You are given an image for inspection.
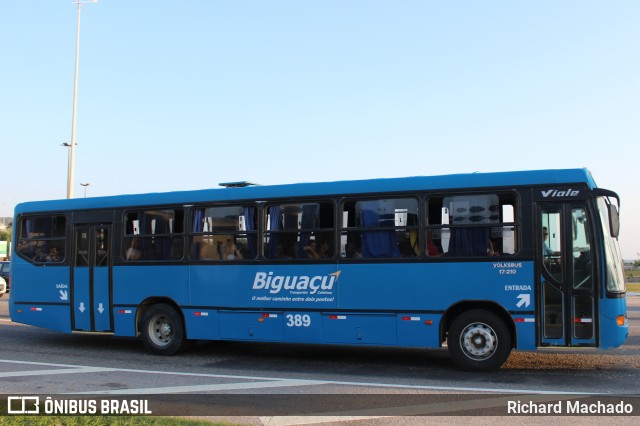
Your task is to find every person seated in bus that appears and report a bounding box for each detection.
[487,239,499,256]
[542,227,562,272]
[221,239,243,260]
[199,242,219,260]
[302,236,332,259]
[426,230,443,257]
[34,249,49,262]
[344,242,362,258]
[303,237,330,259]
[303,240,318,258]
[542,227,560,258]
[125,239,142,261]
[46,247,62,262]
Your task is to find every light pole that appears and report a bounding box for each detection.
[68,0,98,199]
[80,182,91,198]
[61,142,76,195]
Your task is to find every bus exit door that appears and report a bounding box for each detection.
[71,224,113,332]
[537,204,597,347]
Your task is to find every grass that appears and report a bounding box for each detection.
[626,268,640,277]
[0,417,241,426]
[626,268,640,292]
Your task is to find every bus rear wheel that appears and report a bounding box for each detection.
[140,304,185,355]
[447,309,511,372]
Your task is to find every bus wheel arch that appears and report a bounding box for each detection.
[442,302,515,372]
[137,298,188,355]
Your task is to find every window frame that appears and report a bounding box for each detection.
[16,214,68,264]
[122,208,186,262]
[339,196,420,259]
[188,203,259,262]
[425,191,520,258]
[262,199,336,261]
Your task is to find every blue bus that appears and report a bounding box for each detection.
[9,169,627,371]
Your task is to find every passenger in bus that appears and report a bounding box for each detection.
[303,237,330,259]
[47,247,62,262]
[542,227,559,257]
[126,239,142,261]
[303,240,322,258]
[543,227,561,259]
[426,230,442,257]
[34,249,49,262]
[542,227,561,271]
[221,239,243,260]
[199,242,219,260]
[487,239,499,256]
[345,242,362,258]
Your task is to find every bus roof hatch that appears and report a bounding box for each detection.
[218,181,260,188]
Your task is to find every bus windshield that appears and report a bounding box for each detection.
[597,197,625,293]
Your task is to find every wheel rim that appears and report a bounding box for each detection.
[148,314,173,347]
[459,322,497,360]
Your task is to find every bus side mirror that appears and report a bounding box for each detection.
[608,204,620,238]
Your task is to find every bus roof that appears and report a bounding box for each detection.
[15,168,598,214]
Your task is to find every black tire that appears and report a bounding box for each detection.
[140,303,186,355]
[447,309,511,372]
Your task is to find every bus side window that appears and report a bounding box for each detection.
[123,209,184,261]
[427,193,517,257]
[17,215,67,264]
[541,210,563,281]
[341,198,418,259]
[190,205,257,261]
[264,202,335,260]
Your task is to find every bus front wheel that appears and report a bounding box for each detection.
[447,309,511,372]
[140,303,185,355]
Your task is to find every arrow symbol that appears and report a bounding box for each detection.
[98,303,104,314]
[59,290,68,301]
[78,302,86,313]
[516,294,531,308]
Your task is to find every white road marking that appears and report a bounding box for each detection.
[75,379,329,395]
[0,358,592,395]
[0,366,116,378]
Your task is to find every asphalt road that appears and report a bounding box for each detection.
[1,294,638,424]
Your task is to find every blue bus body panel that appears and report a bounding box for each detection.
[110,266,189,337]
[93,268,111,332]
[183,308,220,340]
[187,262,533,312]
[513,317,537,350]
[599,296,628,349]
[9,258,72,333]
[13,304,71,333]
[333,263,534,311]
[104,261,534,347]
[219,310,286,341]
[110,261,534,347]
[111,266,190,306]
[284,312,323,343]
[189,264,340,309]
[73,267,92,331]
[112,307,138,337]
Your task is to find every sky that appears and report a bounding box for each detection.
[1,1,639,259]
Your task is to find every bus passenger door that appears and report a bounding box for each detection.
[538,205,596,347]
[72,225,113,332]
